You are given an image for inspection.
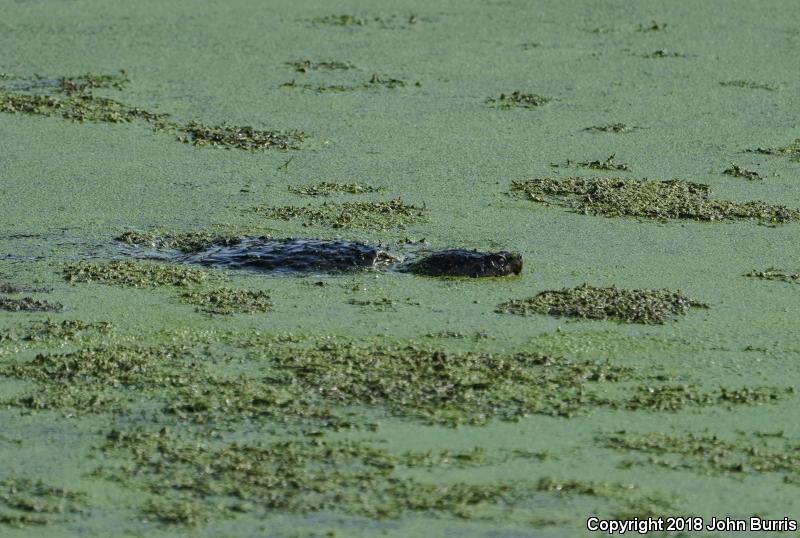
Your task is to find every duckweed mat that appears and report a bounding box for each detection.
[3,1,800,537]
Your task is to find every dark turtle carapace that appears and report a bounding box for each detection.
[410,250,522,277]
[182,238,398,274]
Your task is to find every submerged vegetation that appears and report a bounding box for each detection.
[510,177,800,223]
[63,260,212,288]
[496,285,707,324]
[252,199,428,229]
[487,91,552,109]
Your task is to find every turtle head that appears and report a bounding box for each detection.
[495,251,523,275]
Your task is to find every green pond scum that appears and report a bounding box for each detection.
[3,1,800,536]
[510,177,800,223]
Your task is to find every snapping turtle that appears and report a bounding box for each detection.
[409,250,522,277]
[182,238,398,274]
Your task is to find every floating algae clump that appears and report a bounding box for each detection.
[496,285,707,324]
[487,91,552,109]
[180,122,304,150]
[1,72,304,151]
[723,163,762,180]
[310,14,420,29]
[640,49,686,58]
[23,319,111,342]
[117,230,242,253]
[584,123,634,133]
[745,268,800,284]
[577,154,629,171]
[1,343,344,426]
[598,431,800,481]
[747,138,800,160]
[180,287,272,315]
[286,60,356,72]
[0,91,165,123]
[510,177,800,223]
[624,385,791,412]
[264,343,633,424]
[253,199,428,230]
[288,181,385,196]
[0,477,86,528]
[64,260,211,287]
[281,74,406,92]
[98,428,530,524]
[536,477,674,518]
[0,70,163,124]
[720,80,779,91]
[0,297,62,313]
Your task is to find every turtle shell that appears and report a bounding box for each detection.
[183,238,396,274]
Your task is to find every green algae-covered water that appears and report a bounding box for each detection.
[1,1,799,536]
